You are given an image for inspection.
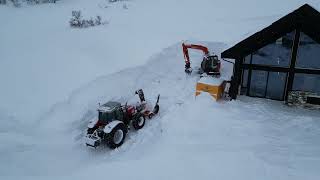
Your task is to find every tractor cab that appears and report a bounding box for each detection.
[97,101,123,123]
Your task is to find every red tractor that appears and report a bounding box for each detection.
[182,43,221,76]
[85,89,160,149]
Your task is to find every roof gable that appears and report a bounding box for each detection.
[221,4,320,59]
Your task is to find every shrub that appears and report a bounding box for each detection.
[69,10,105,28]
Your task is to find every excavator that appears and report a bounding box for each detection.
[182,43,221,76]
[182,43,226,100]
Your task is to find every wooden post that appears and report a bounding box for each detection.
[285,29,301,101]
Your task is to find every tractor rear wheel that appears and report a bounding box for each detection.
[105,123,127,149]
[132,115,145,130]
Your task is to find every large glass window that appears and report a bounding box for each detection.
[292,73,320,95]
[296,32,320,69]
[243,55,251,64]
[251,31,295,67]
[249,70,287,100]
[240,69,249,95]
[249,70,268,97]
[266,72,287,100]
[242,69,249,87]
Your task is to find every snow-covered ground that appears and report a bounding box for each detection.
[1,0,320,179]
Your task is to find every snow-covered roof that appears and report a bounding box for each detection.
[198,76,225,86]
[98,101,121,112]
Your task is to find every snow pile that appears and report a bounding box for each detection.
[198,76,226,86]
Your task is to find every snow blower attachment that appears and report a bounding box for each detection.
[182,43,226,100]
[85,89,160,149]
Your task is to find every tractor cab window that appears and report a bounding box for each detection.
[98,111,113,122]
[115,108,123,120]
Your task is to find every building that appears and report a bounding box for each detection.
[221,4,320,105]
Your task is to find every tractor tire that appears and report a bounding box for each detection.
[132,115,145,130]
[105,123,127,149]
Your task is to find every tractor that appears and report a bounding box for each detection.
[85,89,160,149]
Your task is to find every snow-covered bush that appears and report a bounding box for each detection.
[4,0,57,7]
[0,0,6,5]
[26,0,57,4]
[11,0,21,7]
[95,16,102,25]
[69,11,104,28]
[109,0,128,3]
[69,10,82,27]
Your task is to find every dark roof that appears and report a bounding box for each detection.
[221,4,320,59]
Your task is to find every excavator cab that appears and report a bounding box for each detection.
[201,55,221,76]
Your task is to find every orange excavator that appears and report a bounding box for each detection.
[182,43,226,100]
[182,43,221,76]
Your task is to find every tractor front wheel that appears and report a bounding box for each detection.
[132,115,145,130]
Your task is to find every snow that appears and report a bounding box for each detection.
[1,0,320,179]
[198,76,225,86]
[97,104,116,112]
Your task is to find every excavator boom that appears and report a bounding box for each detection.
[182,43,209,71]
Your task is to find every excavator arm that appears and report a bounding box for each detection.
[182,43,209,73]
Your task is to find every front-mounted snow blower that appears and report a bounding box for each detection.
[85,89,160,149]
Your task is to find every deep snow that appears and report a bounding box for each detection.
[1,0,320,179]
[1,42,320,180]
[1,0,320,122]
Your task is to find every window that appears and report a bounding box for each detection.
[248,70,287,100]
[266,72,287,100]
[251,31,295,67]
[240,69,249,95]
[115,108,123,120]
[242,69,249,87]
[243,55,251,64]
[249,70,268,97]
[292,73,320,95]
[296,32,320,69]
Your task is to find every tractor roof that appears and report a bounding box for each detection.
[98,101,121,112]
